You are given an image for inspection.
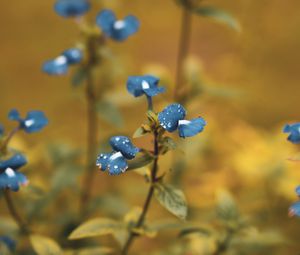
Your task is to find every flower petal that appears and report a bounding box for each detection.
[96,152,112,171]
[22,111,48,133]
[158,103,186,132]
[283,123,300,144]
[107,152,128,175]
[289,201,300,217]
[62,48,83,64]
[0,154,27,171]
[42,56,68,75]
[8,109,20,121]
[54,0,90,17]
[109,136,139,160]
[178,117,206,138]
[96,9,116,37]
[0,168,28,192]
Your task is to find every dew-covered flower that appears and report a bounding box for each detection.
[96,9,140,41]
[8,109,48,133]
[54,0,90,18]
[0,236,16,252]
[158,103,206,138]
[0,154,28,192]
[127,75,165,98]
[96,136,139,175]
[43,48,83,75]
[283,123,300,144]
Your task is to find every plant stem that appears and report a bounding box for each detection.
[146,96,153,111]
[0,126,20,153]
[213,228,234,255]
[121,129,159,255]
[4,189,29,234]
[80,66,98,216]
[174,5,192,102]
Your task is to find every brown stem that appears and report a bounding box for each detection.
[79,67,98,217]
[0,126,20,153]
[4,189,29,234]
[121,129,159,255]
[213,228,234,255]
[174,6,192,102]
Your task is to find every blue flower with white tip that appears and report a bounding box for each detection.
[8,109,48,134]
[96,136,139,175]
[283,123,300,144]
[289,201,300,217]
[127,75,165,98]
[43,48,83,76]
[54,0,90,18]
[158,103,206,138]
[96,9,140,41]
[0,154,28,192]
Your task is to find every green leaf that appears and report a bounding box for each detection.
[154,183,188,220]
[68,218,122,240]
[133,124,151,138]
[64,247,113,255]
[30,235,62,255]
[72,66,88,87]
[193,6,240,32]
[179,227,212,238]
[96,100,123,128]
[215,190,239,222]
[127,153,154,171]
[159,136,177,154]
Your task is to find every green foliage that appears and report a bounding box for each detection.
[133,124,152,138]
[154,183,188,220]
[192,6,241,31]
[64,247,113,255]
[96,100,123,128]
[72,66,88,87]
[127,152,154,171]
[30,235,62,255]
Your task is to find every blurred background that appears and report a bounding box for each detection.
[1,0,300,254]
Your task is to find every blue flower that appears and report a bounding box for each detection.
[283,123,300,144]
[0,124,4,136]
[43,48,83,76]
[289,201,300,217]
[158,103,206,138]
[96,136,139,175]
[54,0,90,18]
[96,9,140,41]
[42,56,69,75]
[127,75,165,98]
[296,185,300,196]
[0,236,16,252]
[0,154,28,192]
[8,109,48,134]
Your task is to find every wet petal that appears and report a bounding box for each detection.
[8,109,21,121]
[54,0,90,17]
[289,201,300,217]
[283,123,300,144]
[0,154,27,171]
[96,152,112,171]
[62,48,83,64]
[0,168,28,192]
[178,117,206,138]
[109,136,139,160]
[107,152,128,175]
[22,111,48,133]
[42,56,68,75]
[158,103,186,132]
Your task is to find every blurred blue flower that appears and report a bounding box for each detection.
[0,124,4,136]
[283,123,300,144]
[127,75,165,98]
[0,154,27,171]
[43,48,83,76]
[96,136,139,175]
[8,109,48,133]
[96,9,140,41]
[54,0,90,18]
[42,56,69,75]
[158,103,206,138]
[289,201,300,217]
[0,154,28,192]
[0,236,16,252]
[296,185,300,196]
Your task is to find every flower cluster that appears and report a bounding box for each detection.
[96,136,139,175]
[0,109,48,191]
[283,123,300,144]
[54,0,90,18]
[43,48,83,76]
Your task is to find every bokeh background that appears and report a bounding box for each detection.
[1,0,300,254]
